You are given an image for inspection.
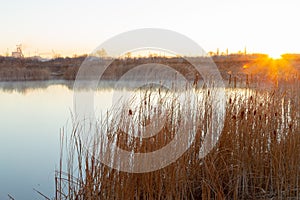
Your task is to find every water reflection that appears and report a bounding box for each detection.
[0,80,127,199]
[0,80,293,199]
[0,81,74,199]
[0,80,74,94]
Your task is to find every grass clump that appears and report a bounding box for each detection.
[56,80,300,200]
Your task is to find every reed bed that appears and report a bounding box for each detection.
[0,68,50,81]
[56,79,300,200]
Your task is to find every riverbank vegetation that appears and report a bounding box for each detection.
[1,54,299,82]
[55,77,300,199]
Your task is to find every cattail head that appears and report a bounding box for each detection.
[240,110,245,119]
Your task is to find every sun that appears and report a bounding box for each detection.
[268,52,282,60]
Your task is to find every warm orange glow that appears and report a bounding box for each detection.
[242,55,299,84]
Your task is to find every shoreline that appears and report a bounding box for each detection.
[0,54,299,82]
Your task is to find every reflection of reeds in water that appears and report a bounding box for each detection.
[56,80,300,200]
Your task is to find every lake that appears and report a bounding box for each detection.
[0,80,119,199]
[0,80,263,199]
[0,80,165,199]
[0,80,201,199]
[0,81,73,199]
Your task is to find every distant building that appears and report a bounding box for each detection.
[11,44,24,58]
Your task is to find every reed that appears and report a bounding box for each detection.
[56,79,300,200]
[0,68,50,81]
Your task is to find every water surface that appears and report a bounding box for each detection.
[0,80,249,199]
[0,81,78,199]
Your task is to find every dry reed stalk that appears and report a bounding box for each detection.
[55,78,300,199]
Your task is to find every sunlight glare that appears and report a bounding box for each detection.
[268,52,282,59]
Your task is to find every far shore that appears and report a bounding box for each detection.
[1,54,299,84]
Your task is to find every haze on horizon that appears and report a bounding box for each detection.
[1,0,300,58]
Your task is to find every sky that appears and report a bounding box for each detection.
[1,0,300,58]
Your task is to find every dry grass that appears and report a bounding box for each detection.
[56,79,300,200]
[0,68,50,81]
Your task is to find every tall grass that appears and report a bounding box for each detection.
[56,79,300,200]
[0,68,50,81]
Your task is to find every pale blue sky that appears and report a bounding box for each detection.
[1,0,300,57]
